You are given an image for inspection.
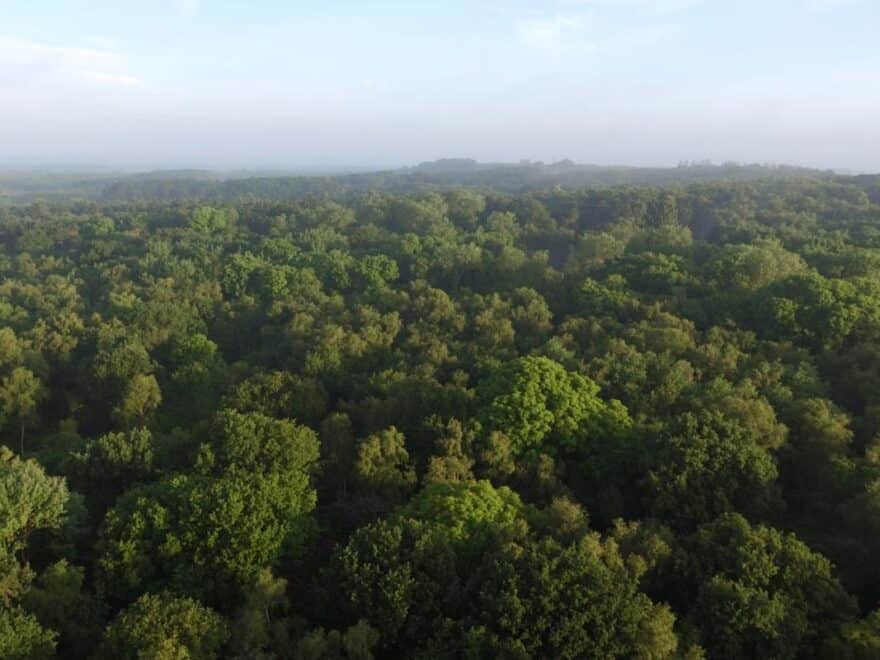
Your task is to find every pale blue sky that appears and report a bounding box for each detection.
[2,0,879,170]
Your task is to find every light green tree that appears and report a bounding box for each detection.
[95,592,228,660]
[113,374,162,429]
[0,367,45,455]
[478,356,631,455]
[353,427,416,502]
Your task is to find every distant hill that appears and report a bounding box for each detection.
[0,170,121,202]
[393,159,831,190]
[0,160,841,204]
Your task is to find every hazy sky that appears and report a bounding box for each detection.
[2,0,879,170]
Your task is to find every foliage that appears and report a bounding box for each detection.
[0,607,56,660]
[477,356,631,455]
[475,536,679,659]
[645,411,781,528]
[399,480,526,548]
[675,513,856,659]
[0,447,68,557]
[2,177,880,656]
[352,426,416,502]
[97,470,316,604]
[95,592,228,660]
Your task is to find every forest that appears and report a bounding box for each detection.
[0,160,831,204]
[4,174,880,658]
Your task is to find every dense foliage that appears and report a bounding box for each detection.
[3,175,880,657]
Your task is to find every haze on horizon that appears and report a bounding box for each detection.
[2,0,879,172]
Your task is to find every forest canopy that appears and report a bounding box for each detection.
[3,174,880,657]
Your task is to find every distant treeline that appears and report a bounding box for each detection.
[3,159,868,204]
[96,160,841,202]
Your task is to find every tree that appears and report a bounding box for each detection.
[399,480,526,551]
[607,252,693,295]
[423,417,475,485]
[645,411,780,528]
[228,569,291,658]
[333,517,460,649]
[822,610,880,659]
[353,254,399,291]
[0,367,45,454]
[164,333,226,425]
[0,447,70,624]
[684,378,788,450]
[779,397,857,519]
[5,170,880,658]
[113,374,161,428]
[188,205,237,234]
[386,195,450,235]
[0,447,69,559]
[475,536,679,658]
[352,427,416,502]
[70,428,156,517]
[320,412,357,499]
[477,356,631,456]
[97,470,317,605]
[0,328,23,370]
[477,430,516,483]
[22,560,102,659]
[226,370,328,426]
[295,621,380,660]
[90,330,155,423]
[752,272,879,351]
[95,592,229,660]
[205,408,320,478]
[704,240,808,296]
[0,607,56,660]
[444,190,486,229]
[648,192,679,228]
[675,513,856,659]
[332,479,530,652]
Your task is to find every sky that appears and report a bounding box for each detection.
[1,0,879,171]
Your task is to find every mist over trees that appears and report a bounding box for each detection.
[0,159,840,204]
[3,172,880,657]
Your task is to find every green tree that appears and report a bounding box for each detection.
[113,374,162,428]
[477,356,631,455]
[352,427,416,502]
[225,370,328,426]
[444,190,486,229]
[476,536,679,659]
[332,479,531,652]
[71,428,155,516]
[822,610,880,660]
[0,607,56,660]
[753,272,879,350]
[295,621,380,660]
[780,397,857,519]
[205,408,320,478]
[704,240,808,295]
[97,470,317,604]
[22,560,102,659]
[333,517,459,648]
[676,513,856,659]
[423,419,476,485]
[0,367,45,454]
[95,592,229,660]
[0,446,69,560]
[229,569,291,658]
[320,412,357,499]
[645,411,780,528]
[399,480,526,551]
